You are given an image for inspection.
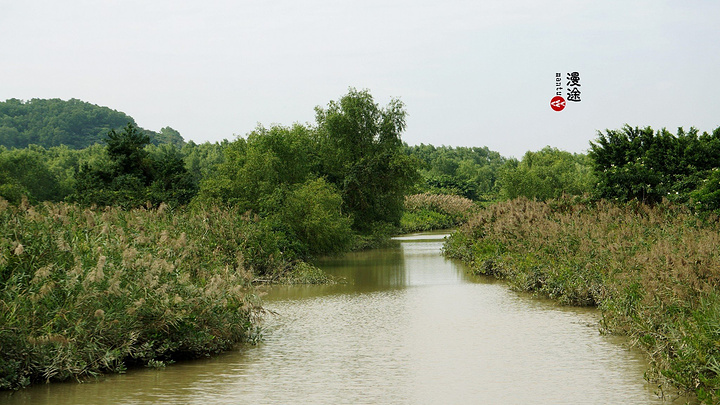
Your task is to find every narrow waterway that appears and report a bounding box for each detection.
[3,232,691,404]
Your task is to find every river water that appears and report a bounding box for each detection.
[2,232,692,404]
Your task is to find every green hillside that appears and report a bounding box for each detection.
[0,98,183,149]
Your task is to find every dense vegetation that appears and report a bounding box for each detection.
[497,147,595,201]
[1,90,417,237]
[0,201,265,389]
[4,89,720,401]
[0,88,421,389]
[71,124,197,209]
[444,198,720,402]
[400,193,477,233]
[406,144,506,201]
[0,98,184,149]
[404,144,595,204]
[443,124,720,403]
[590,125,720,207]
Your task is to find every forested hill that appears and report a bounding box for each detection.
[0,98,184,149]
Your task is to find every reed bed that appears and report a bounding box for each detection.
[0,199,266,389]
[401,193,477,232]
[444,197,720,402]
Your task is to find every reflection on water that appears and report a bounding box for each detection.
[2,232,695,404]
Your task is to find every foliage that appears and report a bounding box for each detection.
[147,144,199,207]
[497,146,595,201]
[0,139,222,207]
[0,98,183,149]
[178,140,226,187]
[196,124,351,258]
[71,124,196,208]
[271,178,353,257]
[0,200,264,390]
[106,123,152,180]
[690,169,720,211]
[278,261,336,285]
[405,144,506,201]
[198,88,418,252]
[444,197,720,402]
[315,88,419,231]
[588,125,720,205]
[0,146,69,204]
[3,91,420,240]
[197,124,316,212]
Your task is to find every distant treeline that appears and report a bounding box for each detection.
[3,98,720,217]
[0,98,183,149]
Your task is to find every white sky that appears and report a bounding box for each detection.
[2,0,719,158]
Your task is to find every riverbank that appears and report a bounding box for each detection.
[1,228,679,404]
[0,201,272,390]
[443,197,720,403]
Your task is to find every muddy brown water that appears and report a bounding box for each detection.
[2,232,695,404]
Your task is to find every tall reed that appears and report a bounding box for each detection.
[444,197,720,402]
[0,199,265,389]
[401,193,477,232]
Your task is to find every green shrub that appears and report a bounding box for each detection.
[273,178,353,256]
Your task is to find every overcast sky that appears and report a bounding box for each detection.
[2,0,719,158]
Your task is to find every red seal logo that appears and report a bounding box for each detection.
[550,96,566,111]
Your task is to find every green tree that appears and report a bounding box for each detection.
[588,125,720,204]
[314,88,418,231]
[71,123,196,208]
[196,123,352,257]
[498,147,594,201]
[272,178,353,256]
[405,143,506,201]
[197,124,316,213]
[106,123,152,180]
[151,126,184,147]
[147,144,197,207]
[180,140,227,187]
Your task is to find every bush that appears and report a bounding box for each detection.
[273,178,353,257]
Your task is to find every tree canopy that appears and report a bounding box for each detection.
[405,144,507,200]
[498,147,595,201]
[314,88,418,231]
[588,125,720,205]
[72,123,195,208]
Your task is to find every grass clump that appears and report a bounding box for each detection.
[400,193,477,232]
[0,199,266,390]
[443,196,720,402]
